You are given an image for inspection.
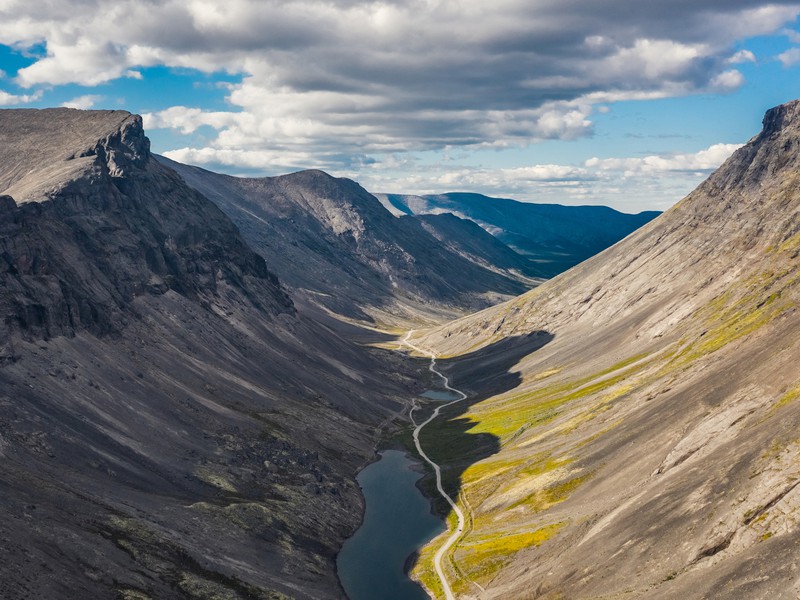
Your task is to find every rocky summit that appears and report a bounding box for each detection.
[407,100,800,598]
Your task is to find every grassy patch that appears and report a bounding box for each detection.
[510,472,594,513]
[774,381,800,411]
[664,270,796,373]
[456,522,565,585]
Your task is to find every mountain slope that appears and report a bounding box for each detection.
[377,192,660,277]
[0,109,410,600]
[161,159,539,324]
[406,101,800,598]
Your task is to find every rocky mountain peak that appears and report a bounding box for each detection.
[0,108,291,345]
[0,108,150,203]
[761,98,800,138]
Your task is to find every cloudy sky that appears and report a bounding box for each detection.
[1,0,800,212]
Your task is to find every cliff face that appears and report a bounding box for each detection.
[0,109,409,600]
[0,109,290,349]
[409,101,800,598]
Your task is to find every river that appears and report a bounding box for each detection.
[337,449,445,600]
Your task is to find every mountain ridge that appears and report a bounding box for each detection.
[406,99,800,599]
[376,191,660,277]
[161,157,542,324]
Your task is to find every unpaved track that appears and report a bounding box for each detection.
[404,331,476,600]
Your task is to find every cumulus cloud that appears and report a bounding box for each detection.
[0,0,796,173]
[585,143,742,175]
[354,143,742,213]
[778,47,800,65]
[708,69,746,91]
[0,89,41,106]
[61,94,103,109]
[727,49,757,64]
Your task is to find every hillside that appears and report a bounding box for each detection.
[377,192,659,277]
[162,160,541,324]
[406,101,800,598]
[0,108,412,600]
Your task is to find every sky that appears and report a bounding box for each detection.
[1,1,800,212]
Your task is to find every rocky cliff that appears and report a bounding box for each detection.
[0,109,290,349]
[0,109,410,600]
[408,101,800,598]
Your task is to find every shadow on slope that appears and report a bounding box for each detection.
[407,331,554,568]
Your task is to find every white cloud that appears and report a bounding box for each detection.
[727,49,756,64]
[143,106,241,134]
[585,143,742,175]
[596,39,704,80]
[709,69,745,91]
[61,94,103,109]
[778,47,800,66]
[0,0,795,179]
[783,27,800,43]
[0,89,42,106]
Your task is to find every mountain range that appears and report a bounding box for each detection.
[376,192,659,277]
[0,109,411,599]
[1,99,796,600]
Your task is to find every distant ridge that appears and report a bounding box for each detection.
[376,191,660,277]
[162,159,545,323]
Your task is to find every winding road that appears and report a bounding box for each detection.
[403,330,476,600]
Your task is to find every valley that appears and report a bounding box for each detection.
[0,99,797,600]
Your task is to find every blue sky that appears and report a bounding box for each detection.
[1,1,800,212]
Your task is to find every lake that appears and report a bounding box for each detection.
[337,450,444,600]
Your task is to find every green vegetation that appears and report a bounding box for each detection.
[774,381,800,410]
[456,523,565,586]
[511,472,594,513]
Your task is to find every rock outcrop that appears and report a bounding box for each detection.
[0,109,290,346]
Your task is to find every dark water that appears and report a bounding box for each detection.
[337,450,444,600]
[420,389,461,401]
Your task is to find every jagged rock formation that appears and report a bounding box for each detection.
[0,109,289,348]
[376,191,659,277]
[408,101,800,598]
[162,159,541,324]
[0,108,411,600]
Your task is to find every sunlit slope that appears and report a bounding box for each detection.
[409,100,800,599]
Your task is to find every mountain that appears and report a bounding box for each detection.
[406,101,800,598]
[0,108,414,600]
[161,160,542,325]
[376,192,660,277]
